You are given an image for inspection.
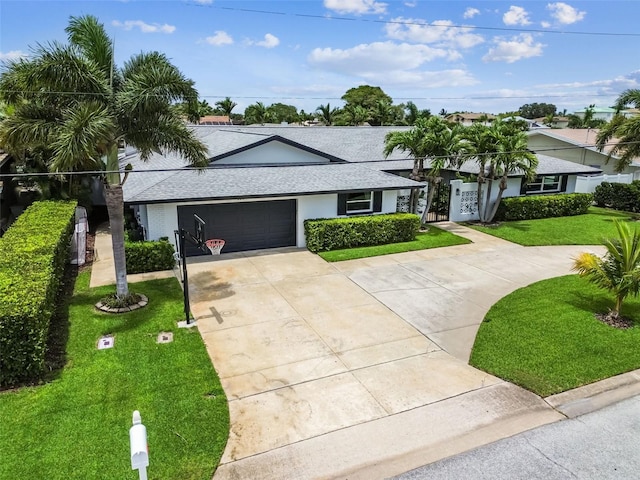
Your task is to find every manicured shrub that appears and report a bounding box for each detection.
[495,193,593,221]
[304,213,420,253]
[0,200,76,387]
[594,181,640,212]
[125,239,176,274]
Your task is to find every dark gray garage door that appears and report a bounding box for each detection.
[177,200,296,256]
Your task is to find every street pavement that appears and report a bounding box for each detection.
[393,394,640,480]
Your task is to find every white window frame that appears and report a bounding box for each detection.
[526,175,562,194]
[346,191,374,214]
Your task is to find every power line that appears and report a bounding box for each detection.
[188,2,640,38]
[2,140,637,178]
[0,89,622,102]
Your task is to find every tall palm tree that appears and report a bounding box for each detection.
[315,103,339,126]
[573,220,640,318]
[484,129,537,222]
[215,96,237,117]
[372,99,393,126]
[0,15,208,299]
[597,89,640,172]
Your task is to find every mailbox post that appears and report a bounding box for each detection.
[129,410,149,480]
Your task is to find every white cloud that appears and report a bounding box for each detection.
[309,41,453,74]
[254,33,280,48]
[0,50,27,61]
[404,1,417,7]
[541,21,551,28]
[482,34,544,63]
[547,2,586,24]
[111,20,175,34]
[193,0,212,3]
[463,7,480,19]
[385,17,484,49]
[323,0,387,15]
[205,31,233,46]
[537,71,640,91]
[307,41,477,88]
[503,6,531,26]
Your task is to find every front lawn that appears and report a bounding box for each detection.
[0,272,229,480]
[470,275,640,397]
[318,225,471,262]
[468,207,637,245]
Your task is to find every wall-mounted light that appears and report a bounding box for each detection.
[455,188,460,196]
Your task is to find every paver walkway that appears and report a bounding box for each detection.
[180,223,605,479]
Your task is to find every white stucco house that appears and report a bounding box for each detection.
[527,128,640,176]
[122,126,605,254]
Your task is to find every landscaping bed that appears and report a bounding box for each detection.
[318,225,471,262]
[470,275,640,397]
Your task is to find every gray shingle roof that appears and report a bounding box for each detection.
[124,163,423,204]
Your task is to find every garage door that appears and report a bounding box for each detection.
[177,200,297,256]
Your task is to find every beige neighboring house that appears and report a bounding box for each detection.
[445,112,496,126]
[198,115,233,125]
[527,128,640,176]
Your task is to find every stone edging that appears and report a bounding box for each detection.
[95,294,148,314]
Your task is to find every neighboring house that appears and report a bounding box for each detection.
[532,116,570,128]
[573,106,617,122]
[198,115,233,125]
[445,112,496,126]
[123,126,423,255]
[622,108,640,118]
[527,128,640,176]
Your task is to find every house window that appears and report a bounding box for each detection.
[346,192,373,213]
[526,175,562,194]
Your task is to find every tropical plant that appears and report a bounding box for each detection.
[266,102,299,124]
[0,15,208,299]
[573,220,640,318]
[596,89,640,172]
[244,101,270,125]
[342,104,369,126]
[371,99,393,126]
[465,122,537,223]
[384,116,466,221]
[315,103,340,126]
[215,96,237,117]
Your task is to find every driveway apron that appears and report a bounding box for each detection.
[187,225,604,479]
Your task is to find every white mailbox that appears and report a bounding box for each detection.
[129,410,149,479]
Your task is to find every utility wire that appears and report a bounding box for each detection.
[188,2,640,38]
[1,140,637,178]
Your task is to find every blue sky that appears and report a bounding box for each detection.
[2,1,639,116]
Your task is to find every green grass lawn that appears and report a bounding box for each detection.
[0,272,229,480]
[318,225,471,262]
[470,275,640,397]
[468,207,638,245]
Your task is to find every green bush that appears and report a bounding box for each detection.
[304,213,420,253]
[0,200,76,387]
[125,239,176,274]
[495,193,593,221]
[594,181,640,212]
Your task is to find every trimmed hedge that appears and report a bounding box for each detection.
[125,239,176,274]
[0,200,77,387]
[304,213,420,253]
[495,193,593,221]
[594,181,640,212]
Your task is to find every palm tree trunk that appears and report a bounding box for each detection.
[614,295,623,317]
[104,183,129,298]
[421,179,438,223]
[486,175,508,223]
[476,178,485,223]
[484,179,494,223]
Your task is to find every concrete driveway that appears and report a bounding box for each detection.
[186,223,604,479]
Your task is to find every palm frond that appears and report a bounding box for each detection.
[66,15,116,83]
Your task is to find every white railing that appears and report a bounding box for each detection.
[574,173,634,194]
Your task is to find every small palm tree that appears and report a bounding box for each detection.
[244,101,269,125]
[597,89,640,172]
[315,103,339,126]
[573,220,640,318]
[215,96,237,117]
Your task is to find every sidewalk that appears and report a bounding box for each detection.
[89,223,175,288]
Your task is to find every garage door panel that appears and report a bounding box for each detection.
[178,200,296,256]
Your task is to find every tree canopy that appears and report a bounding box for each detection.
[518,102,557,119]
